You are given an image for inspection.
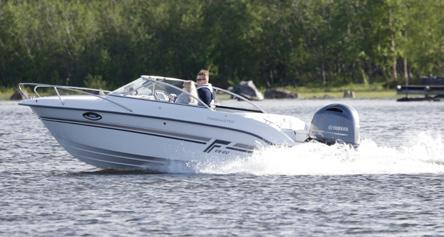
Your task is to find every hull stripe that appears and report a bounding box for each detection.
[41,117,208,144]
[25,104,274,145]
[226,147,253,154]
[64,142,168,165]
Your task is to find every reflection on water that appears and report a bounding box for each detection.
[67,169,167,176]
[1,100,444,236]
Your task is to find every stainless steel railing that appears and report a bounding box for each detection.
[18,83,133,112]
[18,75,266,114]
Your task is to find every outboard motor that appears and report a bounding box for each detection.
[308,104,360,147]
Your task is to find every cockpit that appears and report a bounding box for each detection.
[110,75,265,113]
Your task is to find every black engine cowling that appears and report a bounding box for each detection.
[308,104,360,146]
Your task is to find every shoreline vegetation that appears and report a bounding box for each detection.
[0,84,396,101]
[1,1,443,92]
[0,88,15,101]
[285,83,396,99]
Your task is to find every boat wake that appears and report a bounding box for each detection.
[192,131,444,176]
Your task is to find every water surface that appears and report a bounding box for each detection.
[1,100,444,236]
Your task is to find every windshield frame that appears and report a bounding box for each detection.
[109,75,266,113]
[110,76,210,109]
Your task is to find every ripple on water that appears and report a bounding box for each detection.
[1,100,444,236]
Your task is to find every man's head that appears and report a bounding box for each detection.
[196,69,209,85]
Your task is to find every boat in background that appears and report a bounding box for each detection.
[18,75,360,172]
[397,76,444,101]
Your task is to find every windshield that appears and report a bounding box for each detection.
[110,76,265,113]
[110,77,207,107]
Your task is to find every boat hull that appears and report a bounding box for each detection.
[32,106,275,171]
[19,93,308,171]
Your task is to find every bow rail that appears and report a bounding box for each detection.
[18,83,132,112]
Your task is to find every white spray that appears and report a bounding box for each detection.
[194,131,444,176]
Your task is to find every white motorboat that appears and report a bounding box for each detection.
[18,75,360,172]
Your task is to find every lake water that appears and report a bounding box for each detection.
[1,100,444,236]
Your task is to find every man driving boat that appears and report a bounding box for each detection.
[195,69,215,107]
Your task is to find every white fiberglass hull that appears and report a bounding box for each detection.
[22,95,308,171]
[42,118,202,171]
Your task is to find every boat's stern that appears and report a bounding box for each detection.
[243,112,310,144]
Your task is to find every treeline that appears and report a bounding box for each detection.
[0,0,443,89]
